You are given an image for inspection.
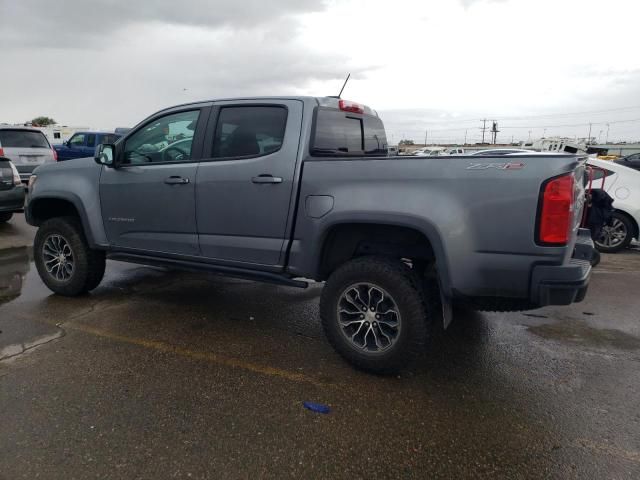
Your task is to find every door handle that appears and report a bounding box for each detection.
[164,176,190,185]
[252,174,283,184]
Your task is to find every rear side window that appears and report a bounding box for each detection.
[212,106,287,158]
[0,130,50,149]
[311,109,387,156]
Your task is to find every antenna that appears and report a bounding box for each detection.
[338,73,351,98]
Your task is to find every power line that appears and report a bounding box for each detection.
[499,117,640,129]
[394,105,640,126]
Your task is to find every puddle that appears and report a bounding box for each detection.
[0,247,31,307]
[528,319,640,350]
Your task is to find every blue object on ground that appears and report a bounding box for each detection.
[303,401,331,414]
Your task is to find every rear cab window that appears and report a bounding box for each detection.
[311,107,388,157]
[0,129,51,149]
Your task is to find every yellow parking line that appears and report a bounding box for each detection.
[66,323,331,388]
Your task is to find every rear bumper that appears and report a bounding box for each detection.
[530,228,594,307]
[0,185,26,213]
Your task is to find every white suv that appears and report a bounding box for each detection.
[0,126,57,184]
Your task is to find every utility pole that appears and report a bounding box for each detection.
[424,129,428,146]
[480,119,488,144]
[605,123,610,144]
[491,121,499,144]
[464,129,468,145]
[587,123,592,144]
[528,130,532,143]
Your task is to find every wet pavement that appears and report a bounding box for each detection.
[1,218,639,479]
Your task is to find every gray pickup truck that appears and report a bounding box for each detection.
[25,96,594,373]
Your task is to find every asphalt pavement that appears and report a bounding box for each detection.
[1,214,639,479]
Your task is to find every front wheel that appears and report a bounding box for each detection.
[595,212,634,253]
[320,257,432,374]
[34,216,106,296]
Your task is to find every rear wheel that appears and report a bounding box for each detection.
[595,212,634,253]
[320,257,432,374]
[34,216,106,296]
[0,212,12,223]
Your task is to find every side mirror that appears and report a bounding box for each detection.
[94,143,115,166]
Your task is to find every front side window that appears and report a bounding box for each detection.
[212,106,287,158]
[124,110,200,164]
[69,134,86,147]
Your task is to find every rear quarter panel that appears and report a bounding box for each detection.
[289,154,586,299]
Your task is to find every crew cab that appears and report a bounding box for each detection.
[55,131,121,161]
[25,96,594,374]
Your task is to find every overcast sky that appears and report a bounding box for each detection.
[1,0,638,144]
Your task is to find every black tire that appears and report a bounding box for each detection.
[0,212,12,223]
[34,216,106,296]
[320,256,432,374]
[595,212,634,253]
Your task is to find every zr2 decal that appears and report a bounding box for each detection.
[467,162,525,170]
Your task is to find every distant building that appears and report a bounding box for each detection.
[32,125,91,145]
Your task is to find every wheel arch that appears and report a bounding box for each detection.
[27,194,97,247]
[316,219,452,297]
[615,208,639,239]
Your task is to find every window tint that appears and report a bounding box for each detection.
[124,110,200,164]
[101,134,119,144]
[212,106,287,158]
[312,109,387,156]
[86,134,96,148]
[69,134,85,147]
[0,130,50,149]
[363,115,388,155]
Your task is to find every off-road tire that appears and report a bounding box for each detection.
[0,212,13,223]
[34,216,106,296]
[320,256,432,374]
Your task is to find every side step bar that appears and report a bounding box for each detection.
[107,252,309,289]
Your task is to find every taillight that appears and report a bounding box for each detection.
[538,174,575,245]
[52,148,58,161]
[0,147,5,157]
[339,99,364,114]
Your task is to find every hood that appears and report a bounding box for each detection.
[33,156,97,175]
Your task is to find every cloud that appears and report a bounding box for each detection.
[0,0,325,47]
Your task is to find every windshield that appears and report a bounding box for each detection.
[0,130,50,149]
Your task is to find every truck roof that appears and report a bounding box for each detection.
[155,96,378,117]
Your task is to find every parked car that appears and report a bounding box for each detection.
[0,157,26,223]
[0,126,57,184]
[587,158,640,252]
[387,146,399,156]
[445,147,465,155]
[54,131,122,161]
[412,147,446,156]
[26,96,594,374]
[614,153,640,171]
[470,148,534,156]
